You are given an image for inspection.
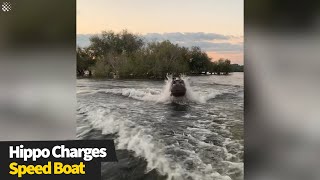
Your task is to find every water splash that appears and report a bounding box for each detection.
[79,106,232,180]
[181,75,220,103]
[80,75,222,104]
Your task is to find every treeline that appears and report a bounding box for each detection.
[77,30,242,79]
[207,60,244,75]
[231,64,244,72]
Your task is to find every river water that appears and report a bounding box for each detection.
[77,73,243,180]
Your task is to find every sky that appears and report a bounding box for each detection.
[77,0,243,64]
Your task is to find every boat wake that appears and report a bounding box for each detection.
[77,106,235,180]
[78,76,224,104]
[77,73,244,180]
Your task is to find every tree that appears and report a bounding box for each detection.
[76,47,95,76]
[208,61,218,75]
[209,58,233,75]
[216,59,224,75]
[88,30,144,58]
[231,64,244,72]
[189,47,211,74]
[222,59,231,75]
[90,58,111,78]
[145,41,189,78]
[77,29,236,78]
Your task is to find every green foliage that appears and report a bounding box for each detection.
[90,58,111,78]
[88,30,144,58]
[222,59,232,75]
[231,64,244,72]
[77,30,240,78]
[145,41,190,78]
[208,61,218,74]
[189,47,211,74]
[208,58,233,75]
[76,47,95,76]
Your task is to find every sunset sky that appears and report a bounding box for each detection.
[77,0,243,64]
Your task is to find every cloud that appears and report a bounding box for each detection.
[144,32,230,42]
[174,41,242,52]
[76,32,243,52]
[143,32,242,52]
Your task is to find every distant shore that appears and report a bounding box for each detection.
[77,30,243,79]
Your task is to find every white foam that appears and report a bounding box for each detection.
[181,76,221,103]
[182,114,198,118]
[79,75,224,104]
[82,106,232,180]
[77,88,98,95]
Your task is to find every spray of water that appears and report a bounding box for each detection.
[86,75,220,104]
[155,75,173,103]
[79,107,232,180]
[180,75,215,103]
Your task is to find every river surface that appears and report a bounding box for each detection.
[77,73,243,180]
